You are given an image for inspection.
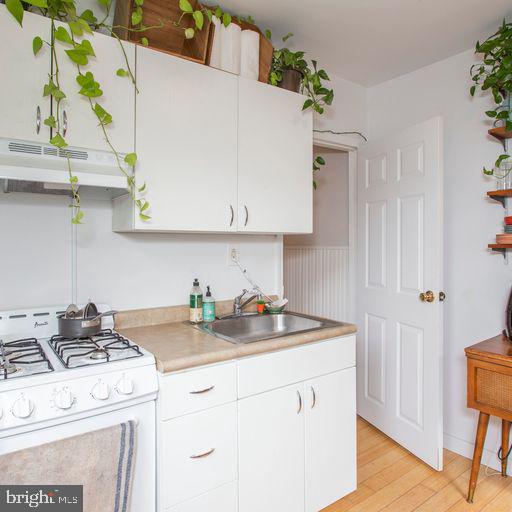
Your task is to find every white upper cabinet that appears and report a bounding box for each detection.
[238,77,313,233]
[0,7,52,142]
[124,45,238,232]
[55,24,135,153]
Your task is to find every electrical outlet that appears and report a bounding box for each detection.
[227,245,239,266]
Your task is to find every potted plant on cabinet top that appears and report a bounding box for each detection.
[269,33,334,115]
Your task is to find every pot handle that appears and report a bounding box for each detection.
[93,310,118,320]
[81,310,118,328]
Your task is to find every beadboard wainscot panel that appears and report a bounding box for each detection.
[284,246,349,321]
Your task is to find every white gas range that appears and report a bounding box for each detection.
[0,304,158,511]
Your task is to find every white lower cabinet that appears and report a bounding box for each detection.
[160,402,237,509]
[166,481,238,512]
[305,369,357,512]
[157,335,356,512]
[238,383,306,512]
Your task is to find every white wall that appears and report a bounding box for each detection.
[367,48,511,471]
[286,147,349,247]
[313,73,367,142]
[0,193,282,311]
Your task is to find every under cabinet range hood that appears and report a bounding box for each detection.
[0,137,130,190]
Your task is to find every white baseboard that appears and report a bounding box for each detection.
[443,432,508,475]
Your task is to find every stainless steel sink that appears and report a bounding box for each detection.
[196,312,343,344]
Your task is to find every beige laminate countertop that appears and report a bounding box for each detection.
[118,319,357,373]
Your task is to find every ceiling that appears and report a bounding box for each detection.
[217,0,512,86]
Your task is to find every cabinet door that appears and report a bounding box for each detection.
[238,383,305,512]
[305,368,356,512]
[166,481,238,512]
[161,402,237,508]
[0,7,51,142]
[55,25,135,153]
[238,78,313,233]
[133,47,238,231]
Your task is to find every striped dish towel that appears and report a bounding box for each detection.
[0,420,137,512]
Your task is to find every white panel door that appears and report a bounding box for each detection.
[357,117,443,470]
[0,7,52,142]
[238,383,305,512]
[238,78,312,233]
[305,368,356,512]
[55,25,135,153]
[134,47,238,231]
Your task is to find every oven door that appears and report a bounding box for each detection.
[0,400,155,512]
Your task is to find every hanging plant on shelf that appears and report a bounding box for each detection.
[4,0,155,223]
[470,19,512,179]
[269,33,334,115]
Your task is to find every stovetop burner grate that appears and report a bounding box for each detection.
[0,338,54,379]
[49,329,143,368]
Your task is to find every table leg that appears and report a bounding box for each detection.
[467,412,490,503]
[502,420,511,477]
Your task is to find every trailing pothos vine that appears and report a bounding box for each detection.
[5,0,154,223]
[471,19,512,178]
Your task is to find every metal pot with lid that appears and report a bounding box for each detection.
[58,302,117,338]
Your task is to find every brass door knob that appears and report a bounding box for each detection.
[419,290,435,303]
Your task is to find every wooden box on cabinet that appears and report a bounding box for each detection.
[113,0,212,64]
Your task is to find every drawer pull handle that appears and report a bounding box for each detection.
[229,205,234,227]
[189,385,215,395]
[297,390,302,414]
[190,447,215,459]
[244,205,249,227]
[311,386,316,409]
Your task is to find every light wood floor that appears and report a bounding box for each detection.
[324,417,512,512]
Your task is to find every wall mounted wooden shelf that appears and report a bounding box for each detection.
[489,243,512,258]
[489,127,512,143]
[488,189,512,206]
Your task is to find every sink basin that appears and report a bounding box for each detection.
[197,312,343,344]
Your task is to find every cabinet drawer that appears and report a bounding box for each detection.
[166,481,238,512]
[161,402,238,507]
[160,362,237,419]
[238,336,356,398]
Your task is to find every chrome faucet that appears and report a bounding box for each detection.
[233,289,259,316]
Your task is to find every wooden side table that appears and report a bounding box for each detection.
[465,334,512,503]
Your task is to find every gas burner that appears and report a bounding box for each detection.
[0,338,53,380]
[0,361,18,375]
[49,329,143,369]
[90,349,109,360]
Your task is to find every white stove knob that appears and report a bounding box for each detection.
[115,374,134,396]
[11,394,34,419]
[52,387,75,410]
[91,380,110,401]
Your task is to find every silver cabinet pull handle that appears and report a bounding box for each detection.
[311,386,316,409]
[229,205,234,227]
[189,385,215,395]
[297,390,302,414]
[63,110,68,137]
[190,447,215,459]
[36,105,41,134]
[244,205,249,227]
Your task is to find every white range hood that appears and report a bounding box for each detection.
[0,137,130,190]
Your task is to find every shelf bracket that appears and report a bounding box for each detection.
[489,194,507,207]
[490,246,510,264]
